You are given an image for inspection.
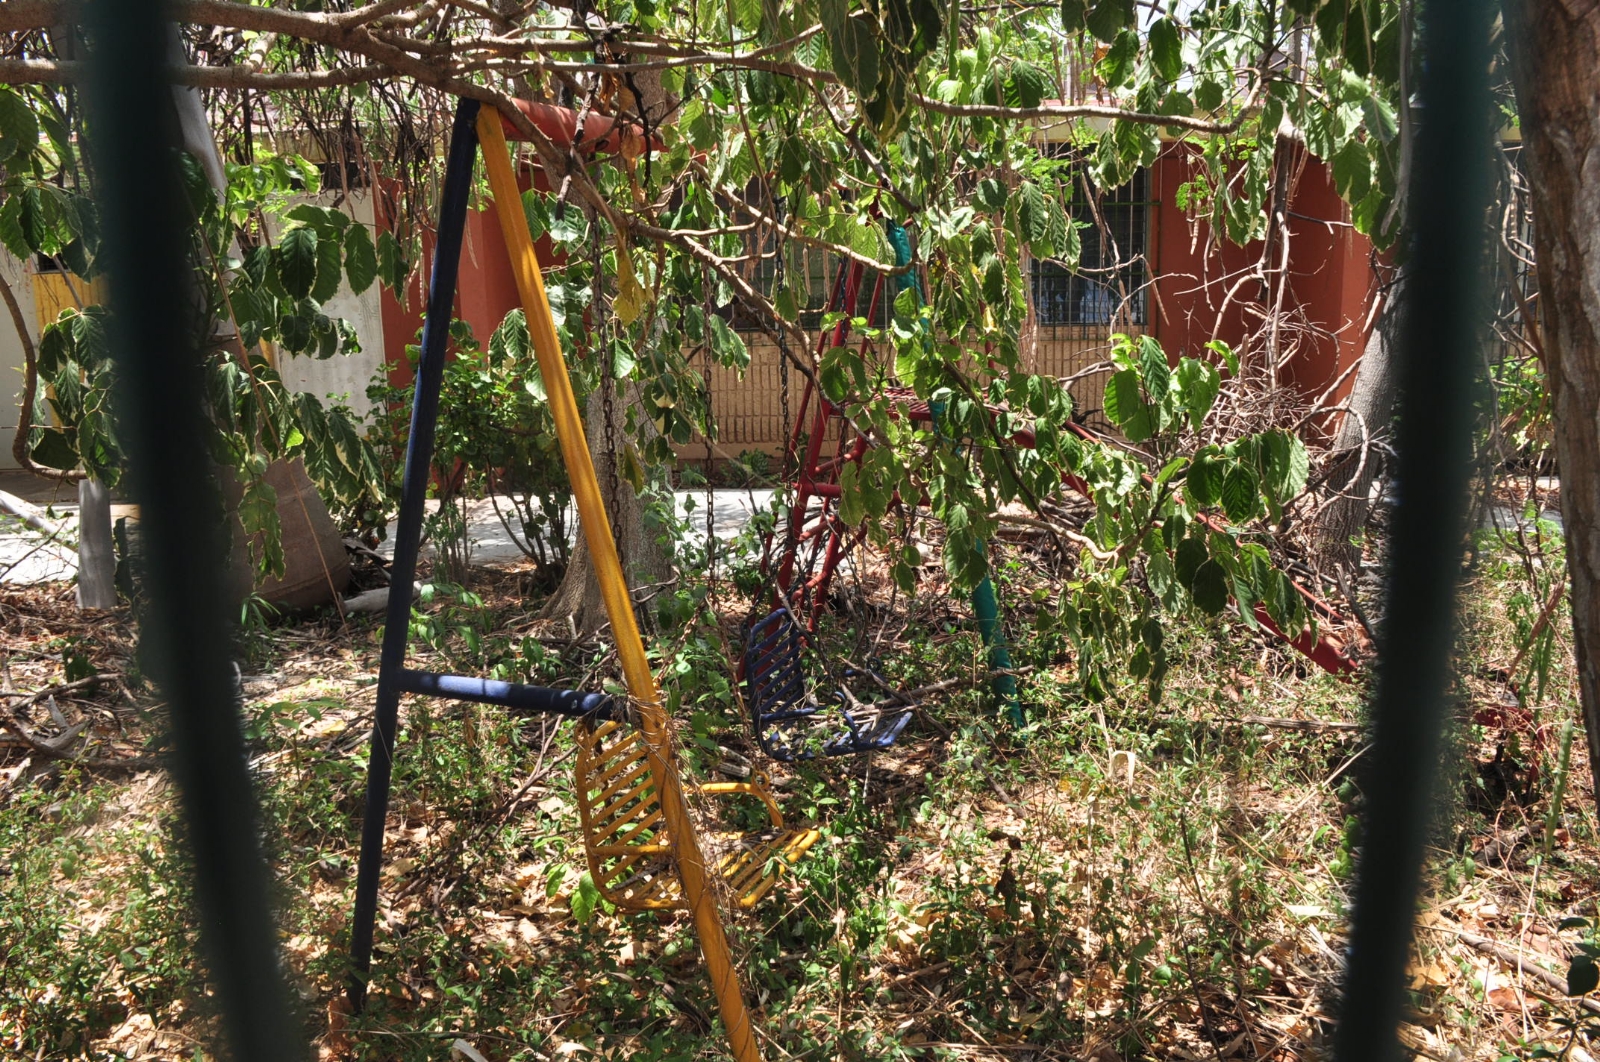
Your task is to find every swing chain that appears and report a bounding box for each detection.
[592,220,627,580]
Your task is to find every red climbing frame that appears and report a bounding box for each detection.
[766,264,1365,677]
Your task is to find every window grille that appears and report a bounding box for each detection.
[1030,167,1150,332]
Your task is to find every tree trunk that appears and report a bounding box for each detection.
[1317,277,1402,570]
[76,476,116,607]
[1503,0,1600,816]
[541,380,671,633]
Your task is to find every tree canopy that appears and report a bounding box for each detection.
[0,0,1423,694]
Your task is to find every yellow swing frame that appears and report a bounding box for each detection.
[476,109,816,1062]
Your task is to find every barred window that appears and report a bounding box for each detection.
[728,240,892,332]
[1030,168,1150,330]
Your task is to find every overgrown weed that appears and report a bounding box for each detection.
[2,524,1595,1059]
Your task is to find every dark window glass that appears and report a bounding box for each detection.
[1031,167,1150,330]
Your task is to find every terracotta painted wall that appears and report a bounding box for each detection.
[374,145,1376,436]
[1147,147,1259,357]
[1146,143,1375,417]
[376,166,556,389]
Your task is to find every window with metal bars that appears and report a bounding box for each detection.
[1030,167,1150,332]
[718,193,892,331]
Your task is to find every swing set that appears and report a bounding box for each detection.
[347,98,816,1062]
[350,95,1360,1062]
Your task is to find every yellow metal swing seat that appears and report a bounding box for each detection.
[575,718,821,912]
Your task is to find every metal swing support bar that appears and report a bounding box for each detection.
[347,100,481,1013]
[341,101,647,1006]
[474,105,763,1062]
[342,96,763,1061]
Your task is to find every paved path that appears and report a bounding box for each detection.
[3,489,778,585]
[376,489,778,567]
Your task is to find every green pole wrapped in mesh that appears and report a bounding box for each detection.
[885,221,1024,728]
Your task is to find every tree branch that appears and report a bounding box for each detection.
[909,89,1259,135]
[0,267,83,482]
[0,57,395,88]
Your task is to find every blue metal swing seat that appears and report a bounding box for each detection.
[742,605,913,761]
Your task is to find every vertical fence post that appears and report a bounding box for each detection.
[1332,1,1493,1059]
[82,4,301,1061]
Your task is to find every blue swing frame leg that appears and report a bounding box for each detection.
[345,99,616,1012]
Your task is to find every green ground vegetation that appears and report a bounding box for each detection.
[2,497,1594,1061]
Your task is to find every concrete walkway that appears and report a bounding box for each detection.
[2,488,779,585]
[376,489,778,566]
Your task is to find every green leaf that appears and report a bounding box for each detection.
[1260,429,1310,500]
[1191,559,1228,615]
[1174,537,1207,589]
[1221,463,1261,523]
[1145,535,1175,598]
[708,313,750,369]
[974,178,1008,212]
[311,228,344,303]
[823,1,881,98]
[18,187,51,252]
[1137,335,1170,401]
[1017,180,1047,242]
[1104,368,1142,427]
[1205,339,1239,376]
[731,0,762,33]
[344,223,378,295]
[376,229,407,292]
[278,308,313,353]
[1185,448,1225,508]
[907,0,943,55]
[982,256,1005,305]
[1147,18,1183,82]
[284,204,349,234]
[275,227,318,300]
[1265,569,1302,631]
[548,207,588,247]
[819,349,851,404]
[0,87,39,166]
[1175,357,1220,430]
[1331,139,1372,203]
[37,322,71,377]
[1060,0,1087,30]
[0,197,27,259]
[839,462,865,526]
[1099,29,1140,87]
[1193,79,1225,112]
[1362,94,1399,143]
[69,310,109,371]
[1159,89,1194,117]
[1569,956,1599,997]
[1104,368,1153,443]
[1085,0,1133,43]
[570,871,608,925]
[1005,61,1051,109]
[30,427,78,471]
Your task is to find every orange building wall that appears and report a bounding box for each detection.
[376,145,1377,434]
[376,167,556,390]
[1147,143,1376,422]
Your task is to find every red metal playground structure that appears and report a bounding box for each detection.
[741,225,1362,760]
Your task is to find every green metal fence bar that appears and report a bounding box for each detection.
[84,4,302,1061]
[1332,1,1494,1059]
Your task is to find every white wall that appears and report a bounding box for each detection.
[0,250,40,471]
[271,190,387,422]
[1,190,389,470]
